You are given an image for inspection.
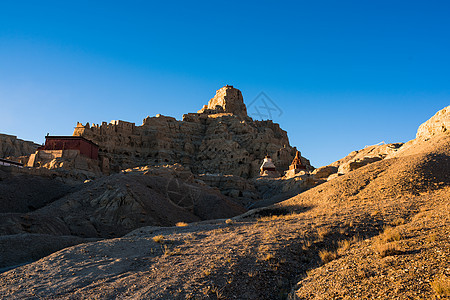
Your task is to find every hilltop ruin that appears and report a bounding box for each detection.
[72,85,312,177]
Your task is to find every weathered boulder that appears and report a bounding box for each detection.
[327,173,342,181]
[311,165,338,179]
[416,105,449,140]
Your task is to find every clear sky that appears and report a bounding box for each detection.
[1,1,449,167]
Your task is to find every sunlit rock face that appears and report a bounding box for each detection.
[73,86,312,177]
[198,85,247,117]
[416,105,449,141]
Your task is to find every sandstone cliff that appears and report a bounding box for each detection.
[73,86,312,177]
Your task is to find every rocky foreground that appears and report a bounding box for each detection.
[0,107,448,299]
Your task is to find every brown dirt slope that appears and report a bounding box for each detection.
[0,133,448,299]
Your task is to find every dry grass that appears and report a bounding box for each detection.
[163,245,181,256]
[370,210,380,217]
[257,215,281,222]
[225,219,234,225]
[302,239,313,251]
[317,227,331,240]
[318,249,338,264]
[264,253,275,261]
[426,233,437,243]
[248,271,258,277]
[152,235,164,243]
[337,239,351,253]
[380,226,403,243]
[391,217,406,226]
[374,242,402,258]
[373,226,404,257]
[431,275,450,297]
[336,235,362,254]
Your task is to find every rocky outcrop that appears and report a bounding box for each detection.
[307,143,404,180]
[330,143,403,169]
[73,86,312,177]
[386,106,449,159]
[314,106,449,178]
[416,105,449,141]
[197,85,247,117]
[0,134,39,160]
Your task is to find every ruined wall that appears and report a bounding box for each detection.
[73,86,312,177]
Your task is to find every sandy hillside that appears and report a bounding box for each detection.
[0,109,448,299]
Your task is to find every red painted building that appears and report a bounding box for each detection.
[39,136,99,160]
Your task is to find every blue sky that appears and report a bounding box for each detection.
[0,1,449,167]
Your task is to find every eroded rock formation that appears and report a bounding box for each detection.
[73,86,312,177]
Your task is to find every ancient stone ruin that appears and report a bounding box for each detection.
[66,85,311,177]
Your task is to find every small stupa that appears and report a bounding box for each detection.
[285,151,307,177]
[260,155,280,177]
